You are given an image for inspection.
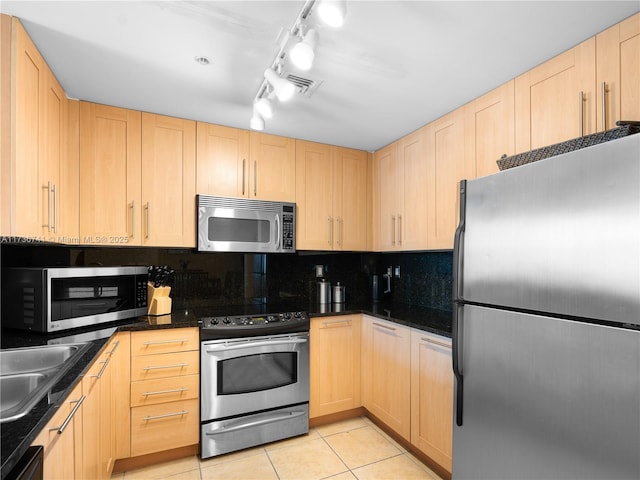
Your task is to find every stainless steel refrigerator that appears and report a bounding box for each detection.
[452,134,640,480]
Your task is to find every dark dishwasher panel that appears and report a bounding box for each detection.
[5,446,43,480]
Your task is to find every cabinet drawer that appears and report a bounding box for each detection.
[130,399,199,456]
[130,328,199,356]
[131,350,199,381]
[131,374,199,407]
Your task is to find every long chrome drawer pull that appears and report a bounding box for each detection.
[143,410,188,421]
[372,322,397,331]
[321,320,352,328]
[205,338,307,353]
[107,340,120,355]
[422,337,452,349]
[205,411,307,436]
[142,339,187,346]
[143,363,188,371]
[142,388,188,396]
[91,358,110,379]
[50,396,86,434]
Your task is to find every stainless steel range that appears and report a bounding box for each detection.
[199,311,310,459]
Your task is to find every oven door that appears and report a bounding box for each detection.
[200,333,309,421]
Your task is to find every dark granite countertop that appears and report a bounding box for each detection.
[1,301,450,478]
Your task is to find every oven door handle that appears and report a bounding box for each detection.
[204,337,308,353]
[204,410,307,435]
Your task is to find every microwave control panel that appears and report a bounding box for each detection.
[283,213,295,251]
[136,275,148,307]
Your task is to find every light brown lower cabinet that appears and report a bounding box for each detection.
[410,329,453,472]
[309,315,361,418]
[31,382,84,480]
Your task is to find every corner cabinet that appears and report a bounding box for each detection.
[295,141,368,250]
[309,315,362,418]
[79,102,142,245]
[410,329,453,473]
[361,315,411,440]
[596,12,640,131]
[141,113,196,247]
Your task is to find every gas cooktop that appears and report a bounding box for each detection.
[199,311,309,340]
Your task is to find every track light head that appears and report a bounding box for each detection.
[254,97,273,119]
[317,0,347,28]
[264,68,296,102]
[250,109,265,131]
[290,28,318,71]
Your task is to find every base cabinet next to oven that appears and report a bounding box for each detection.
[129,327,200,457]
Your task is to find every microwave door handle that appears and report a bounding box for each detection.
[275,213,281,251]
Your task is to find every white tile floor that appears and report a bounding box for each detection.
[111,416,444,480]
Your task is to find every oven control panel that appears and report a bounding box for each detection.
[199,311,309,339]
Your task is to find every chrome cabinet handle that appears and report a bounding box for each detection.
[143,339,187,346]
[321,319,352,328]
[143,363,188,371]
[328,216,333,246]
[131,201,135,238]
[42,182,52,231]
[242,158,246,195]
[91,358,110,379]
[145,202,150,239]
[372,321,396,332]
[50,395,86,434]
[391,215,396,246]
[253,160,257,196]
[422,337,452,349]
[143,410,188,421]
[142,387,188,396]
[52,184,57,233]
[601,82,607,131]
[579,91,584,137]
[397,214,402,246]
[107,340,120,356]
[337,217,342,246]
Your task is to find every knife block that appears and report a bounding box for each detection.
[147,283,172,316]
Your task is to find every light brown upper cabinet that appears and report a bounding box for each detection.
[196,123,249,198]
[373,128,428,251]
[5,18,71,240]
[596,12,640,131]
[141,113,196,247]
[79,102,141,245]
[464,80,515,178]
[296,140,367,250]
[249,131,296,202]
[425,108,470,250]
[515,37,596,153]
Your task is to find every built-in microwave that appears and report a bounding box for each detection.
[197,195,296,253]
[1,266,148,333]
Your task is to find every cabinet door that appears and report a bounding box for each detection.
[11,18,50,238]
[515,37,596,152]
[334,146,368,251]
[79,102,141,245]
[426,108,468,250]
[398,128,428,250]
[42,68,64,238]
[82,355,103,479]
[59,99,80,242]
[465,80,515,178]
[196,122,249,198]
[0,15,10,234]
[361,316,411,440]
[596,13,640,131]
[32,383,84,480]
[249,132,295,202]
[141,113,196,247]
[373,142,399,251]
[110,333,131,462]
[310,315,361,418]
[295,140,333,250]
[410,330,453,473]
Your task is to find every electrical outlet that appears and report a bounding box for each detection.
[394,266,401,278]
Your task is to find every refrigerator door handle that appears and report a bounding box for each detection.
[452,304,464,427]
[452,180,466,302]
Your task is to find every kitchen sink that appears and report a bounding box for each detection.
[0,343,91,423]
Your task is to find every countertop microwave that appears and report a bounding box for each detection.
[1,266,148,333]
[197,195,296,253]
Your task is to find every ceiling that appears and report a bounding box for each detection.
[2,1,639,152]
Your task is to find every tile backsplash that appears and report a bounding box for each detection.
[0,243,453,316]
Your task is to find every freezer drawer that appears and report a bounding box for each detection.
[453,305,640,480]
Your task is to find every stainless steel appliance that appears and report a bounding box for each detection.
[199,311,310,458]
[1,266,148,332]
[452,134,640,479]
[197,195,296,253]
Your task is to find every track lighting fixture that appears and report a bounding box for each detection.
[290,28,318,71]
[249,0,347,130]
